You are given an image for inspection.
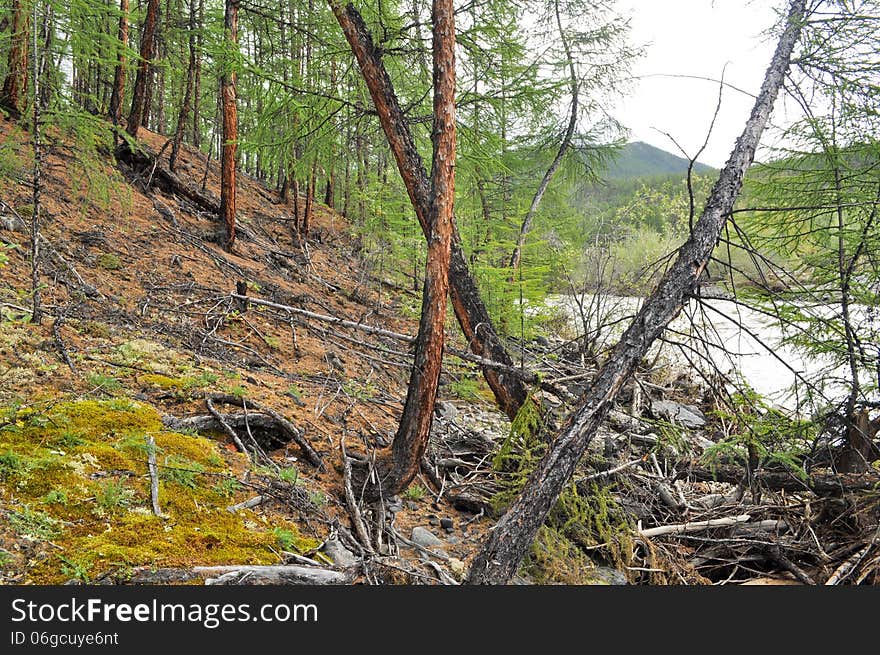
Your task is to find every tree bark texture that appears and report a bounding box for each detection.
[126,0,159,138]
[466,0,807,585]
[169,0,197,171]
[386,0,456,495]
[0,0,29,115]
[327,0,528,421]
[219,0,239,248]
[108,0,129,125]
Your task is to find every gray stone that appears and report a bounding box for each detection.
[651,399,706,429]
[440,517,454,532]
[590,567,628,585]
[321,537,358,568]
[411,526,444,548]
[406,501,419,511]
[435,401,458,421]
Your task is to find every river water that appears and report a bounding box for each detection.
[545,293,865,412]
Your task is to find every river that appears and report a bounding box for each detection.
[544,292,867,412]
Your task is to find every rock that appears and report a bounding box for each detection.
[448,557,467,578]
[0,214,26,233]
[534,335,550,347]
[428,515,440,527]
[651,399,706,429]
[411,527,444,548]
[406,501,419,511]
[590,567,628,585]
[440,517,454,532]
[434,401,458,421]
[321,537,359,568]
[387,500,404,514]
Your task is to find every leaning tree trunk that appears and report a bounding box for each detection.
[219,0,239,249]
[0,0,29,115]
[126,0,159,138]
[466,0,807,585]
[108,0,129,125]
[327,0,529,421]
[384,0,456,495]
[507,0,578,279]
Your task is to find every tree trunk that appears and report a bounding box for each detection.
[170,0,197,171]
[126,0,159,138]
[219,0,239,249]
[1,0,29,115]
[384,0,456,496]
[327,0,528,421]
[108,0,129,124]
[466,0,807,585]
[507,0,577,279]
[191,0,204,148]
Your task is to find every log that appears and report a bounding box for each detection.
[118,564,354,585]
[677,464,880,495]
[206,394,323,469]
[639,514,752,538]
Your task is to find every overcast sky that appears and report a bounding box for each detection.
[613,0,787,167]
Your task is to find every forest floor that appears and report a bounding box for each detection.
[1,116,879,586]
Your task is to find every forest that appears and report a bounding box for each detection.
[0,0,878,587]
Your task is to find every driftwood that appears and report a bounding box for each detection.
[146,435,167,518]
[639,514,753,538]
[116,564,355,585]
[678,465,880,495]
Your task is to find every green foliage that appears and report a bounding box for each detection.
[0,450,24,481]
[95,253,121,270]
[42,490,68,506]
[272,527,298,552]
[212,476,242,499]
[402,483,426,502]
[703,385,814,478]
[160,455,205,490]
[94,479,135,515]
[86,372,122,393]
[278,465,299,485]
[8,506,62,540]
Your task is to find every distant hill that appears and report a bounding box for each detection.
[602,141,717,179]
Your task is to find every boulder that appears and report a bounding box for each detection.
[651,399,706,429]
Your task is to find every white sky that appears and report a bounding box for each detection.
[614,0,786,167]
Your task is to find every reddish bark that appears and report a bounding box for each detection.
[126,0,160,138]
[0,0,29,115]
[219,0,239,249]
[328,0,528,420]
[386,0,456,494]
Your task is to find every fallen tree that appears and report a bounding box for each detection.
[466,0,808,585]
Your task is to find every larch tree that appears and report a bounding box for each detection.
[466,0,808,585]
[1,0,29,115]
[108,0,129,125]
[385,0,456,495]
[328,0,530,421]
[219,0,240,249]
[126,0,160,138]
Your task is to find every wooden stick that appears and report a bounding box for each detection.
[639,514,752,538]
[146,435,167,519]
[226,495,265,513]
[121,564,354,585]
[205,396,250,459]
[208,394,323,469]
[826,544,872,585]
[341,439,374,554]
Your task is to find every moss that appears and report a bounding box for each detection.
[138,374,187,390]
[96,253,121,270]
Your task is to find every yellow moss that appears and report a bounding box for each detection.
[153,432,226,469]
[137,374,187,390]
[48,399,163,440]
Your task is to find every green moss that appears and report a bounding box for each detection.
[96,253,121,270]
